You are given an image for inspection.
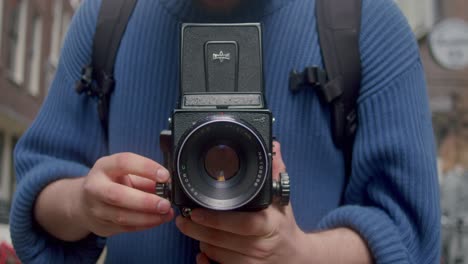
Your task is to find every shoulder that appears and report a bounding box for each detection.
[58,0,102,81]
[359,0,421,99]
[60,0,169,81]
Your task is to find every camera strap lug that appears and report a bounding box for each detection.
[181,207,192,218]
[160,130,173,170]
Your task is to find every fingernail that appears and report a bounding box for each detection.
[199,253,209,264]
[156,169,170,182]
[191,210,204,222]
[162,211,173,222]
[157,199,171,214]
[175,216,184,228]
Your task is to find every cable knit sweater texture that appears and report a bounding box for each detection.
[11,0,440,263]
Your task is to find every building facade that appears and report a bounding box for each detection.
[421,0,468,176]
[398,0,468,263]
[397,0,468,176]
[0,0,77,242]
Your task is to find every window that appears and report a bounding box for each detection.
[50,0,64,66]
[6,4,20,75]
[0,131,4,192]
[69,0,82,9]
[48,2,73,91]
[0,0,4,51]
[0,133,18,206]
[6,0,28,84]
[61,12,72,48]
[395,0,437,38]
[10,136,18,201]
[0,132,8,225]
[28,14,43,97]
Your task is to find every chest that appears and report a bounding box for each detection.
[106,5,345,230]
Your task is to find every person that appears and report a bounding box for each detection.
[10,0,441,263]
[441,169,468,263]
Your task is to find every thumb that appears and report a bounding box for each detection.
[272,141,286,181]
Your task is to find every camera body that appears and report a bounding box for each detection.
[158,23,288,213]
[169,109,273,211]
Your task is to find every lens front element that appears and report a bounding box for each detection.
[177,116,269,210]
[204,144,240,182]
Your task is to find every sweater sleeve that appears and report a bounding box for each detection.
[9,0,107,263]
[318,1,440,263]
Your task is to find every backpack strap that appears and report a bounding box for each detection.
[316,0,362,181]
[76,0,138,136]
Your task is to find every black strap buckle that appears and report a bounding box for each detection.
[76,66,115,99]
[75,65,94,94]
[98,72,115,97]
[346,110,357,137]
[289,66,327,93]
[333,107,357,148]
[318,77,344,103]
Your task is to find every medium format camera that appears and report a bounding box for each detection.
[157,23,290,216]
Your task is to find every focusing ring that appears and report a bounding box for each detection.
[176,116,269,210]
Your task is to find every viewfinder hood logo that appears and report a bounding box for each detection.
[212,51,231,62]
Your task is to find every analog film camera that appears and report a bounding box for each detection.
[157,23,290,216]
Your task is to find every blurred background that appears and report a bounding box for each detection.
[0,0,466,263]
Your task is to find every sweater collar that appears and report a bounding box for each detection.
[158,0,296,22]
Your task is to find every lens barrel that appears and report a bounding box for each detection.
[176,116,269,210]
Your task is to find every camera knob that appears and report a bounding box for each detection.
[273,172,290,206]
[155,182,172,201]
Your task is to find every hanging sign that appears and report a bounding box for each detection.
[429,18,468,70]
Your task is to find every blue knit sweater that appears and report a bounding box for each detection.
[10,0,440,263]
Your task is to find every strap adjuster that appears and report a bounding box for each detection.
[98,72,115,96]
[319,77,343,103]
[346,110,357,136]
[305,67,327,87]
[76,66,115,100]
[289,66,327,93]
[75,66,94,94]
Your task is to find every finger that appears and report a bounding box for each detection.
[272,141,286,181]
[118,173,167,194]
[92,180,172,214]
[92,213,173,237]
[177,216,260,255]
[92,212,174,237]
[90,221,131,237]
[90,216,151,237]
[94,202,174,227]
[96,152,169,182]
[200,242,252,264]
[196,253,210,264]
[189,208,275,237]
[119,174,134,188]
[127,174,159,194]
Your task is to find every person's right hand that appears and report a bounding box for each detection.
[74,152,174,237]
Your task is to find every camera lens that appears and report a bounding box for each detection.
[204,144,240,181]
[176,115,269,210]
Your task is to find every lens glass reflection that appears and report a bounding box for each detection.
[204,144,240,181]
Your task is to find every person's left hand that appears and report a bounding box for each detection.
[175,141,309,264]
